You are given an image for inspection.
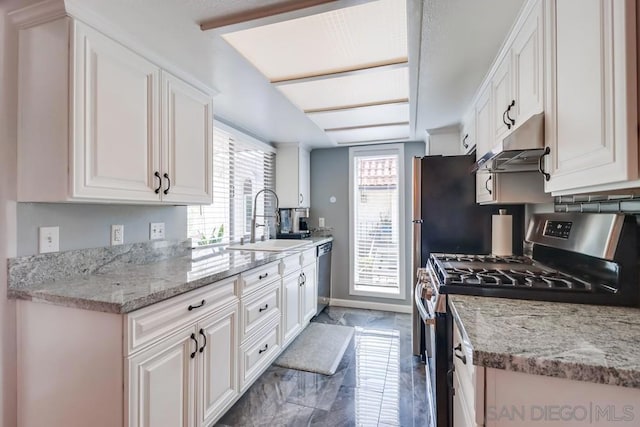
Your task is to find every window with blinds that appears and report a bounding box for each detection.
[187,125,276,247]
[349,145,405,297]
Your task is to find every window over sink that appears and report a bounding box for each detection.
[187,122,276,247]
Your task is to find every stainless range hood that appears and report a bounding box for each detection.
[471,112,546,174]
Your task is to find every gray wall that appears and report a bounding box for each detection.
[17,203,187,256]
[310,141,426,307]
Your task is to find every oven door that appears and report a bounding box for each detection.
[414,280,437,425]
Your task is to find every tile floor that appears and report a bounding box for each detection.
[216,307,431,427]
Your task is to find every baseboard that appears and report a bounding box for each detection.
[329,298,412,314]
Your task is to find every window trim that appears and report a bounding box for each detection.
[348,143,406,300]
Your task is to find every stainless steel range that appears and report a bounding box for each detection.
[415,213,639,427]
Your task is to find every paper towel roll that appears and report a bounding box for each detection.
[492,209,513,256]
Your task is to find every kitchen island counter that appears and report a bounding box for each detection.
[449,295,640,389]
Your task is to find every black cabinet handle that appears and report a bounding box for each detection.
[188,299,206,311]
[259,273,269,280]
[258,303,269,312]
[190,333,198,359]
[538,147,551,181]
[163,173,171,195]
[299,273,304,287]
[462,134,469,149]
[485,176,492,195]
[502,109,510,127]
[302,272,306,285]
[154,172,162,194]
[454,344,467,364]
[258,343,269,354]
[198,328,207,353]
[299,193,303,204]
[505,100,516,128]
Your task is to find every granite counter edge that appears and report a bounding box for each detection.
[7,253,284,315]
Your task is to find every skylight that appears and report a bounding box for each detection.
[220,0,409,145]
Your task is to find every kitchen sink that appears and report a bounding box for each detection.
[226,240,310,252]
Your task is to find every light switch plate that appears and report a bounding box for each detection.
[111,224,124,246]
[319,217,325,228]
[39,226,59,254]
[150,222,165,240]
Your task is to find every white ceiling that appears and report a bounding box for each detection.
[5,0,525,148]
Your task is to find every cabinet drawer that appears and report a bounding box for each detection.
[241,282,281,342]
[126,276,237,355]
[240,319,281,391]
[300,247,316,267]
[280,254,301,277]
[239,261,280,295]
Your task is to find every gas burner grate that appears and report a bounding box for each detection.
[433,253,532,264]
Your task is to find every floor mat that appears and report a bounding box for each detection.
[274,322,355,375]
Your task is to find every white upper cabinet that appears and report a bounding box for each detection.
[72,22,162,202]
[275,144,311,208]
[161,72,213,204]
[543,0,638,194]
[460,109,476,155]
[475,86,494,204]
[511,1,544,128]
[13,12,214,205]
[491,54,513,143]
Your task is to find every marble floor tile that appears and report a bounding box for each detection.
[217,308,430,427]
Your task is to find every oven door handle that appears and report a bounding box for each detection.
[414,281,435,325]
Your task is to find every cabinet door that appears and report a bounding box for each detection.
[72,21,161,202]
[511,0,543,127]
[282,272,302,345]
[301,263,317,324]
[197,303,239,427]
[491,55,512,142]
[545,0,638,193]
[475,86,495,203]
[128,327,196,427]
[161,72,213,204]
[460,110,475,155]
[298,147,311,207]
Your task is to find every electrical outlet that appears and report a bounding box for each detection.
[39,226,59,254]
[319,217,325,228]
[150,222,165,240]
[111,224,124,246]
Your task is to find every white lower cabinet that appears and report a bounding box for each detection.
[14,244,327,427]
[127,301,239,427]
[128,326,197,427]
[301,262,317,324]
[283,271,303,346]
[197,304,239,426]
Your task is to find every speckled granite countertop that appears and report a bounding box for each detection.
[448,295,640,388]
[7,237,332,315]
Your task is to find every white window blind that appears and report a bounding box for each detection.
[188,126,276,247]
[350,148,403,296]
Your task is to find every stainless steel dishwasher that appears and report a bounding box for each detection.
[316,241,332,316]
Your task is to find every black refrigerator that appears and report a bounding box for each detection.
[410,154,525,425]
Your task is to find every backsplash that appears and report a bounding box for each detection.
[8,239,191,289]
[554,195,640,214]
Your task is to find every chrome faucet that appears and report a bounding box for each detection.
[250,188,280,243]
